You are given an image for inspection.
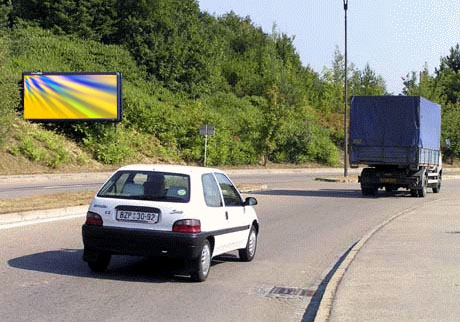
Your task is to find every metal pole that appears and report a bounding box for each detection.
[204,135,208,167]
[343,0,349,177]
[204,125,208,167]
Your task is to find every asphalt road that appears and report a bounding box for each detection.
[0,169,361,199]
[0,173,454,321]
[0,176,109,199]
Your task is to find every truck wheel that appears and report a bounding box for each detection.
[362,188,371,196]
[432,174,441,193]
[362,187,377,196]
[417,176,427,198]
[410,189,418,197]
[385,185,395,192]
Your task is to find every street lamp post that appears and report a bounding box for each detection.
[343,0,349,177]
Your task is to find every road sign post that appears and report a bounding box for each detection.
[200,124,215,166]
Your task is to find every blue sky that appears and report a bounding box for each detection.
[198,0,460,94]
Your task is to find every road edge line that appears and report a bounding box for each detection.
[313,206,416,322]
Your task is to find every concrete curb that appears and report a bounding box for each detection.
[313,206,417,322]
[226,168,361,176]
[315,176,358,183]
[238,184,268,193]
[315,174,460,184]
[0,205,88,227]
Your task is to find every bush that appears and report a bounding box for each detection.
[0,35,16,147]
[8,122,73,168]
[272,106,339,165]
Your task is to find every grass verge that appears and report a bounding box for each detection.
[0,184,267,215]
[0,191,95,214]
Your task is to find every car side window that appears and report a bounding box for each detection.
[101,172,130,194]
[214,173,242,207]
[202,173,223,207]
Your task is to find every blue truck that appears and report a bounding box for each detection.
[350,96,442,197]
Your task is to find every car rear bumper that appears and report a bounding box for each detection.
[82,224,206,260]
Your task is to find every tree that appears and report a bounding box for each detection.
[111,0,214,97]
[0,0,12,30]
[402,64,441,102]
[10,0,118,41]
[437,44,460,74]
[259,84,288,165]
[352,63,386,95]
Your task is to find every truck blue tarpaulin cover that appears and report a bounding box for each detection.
[350,96,441,166]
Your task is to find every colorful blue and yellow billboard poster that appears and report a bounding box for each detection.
[23,72,122,122]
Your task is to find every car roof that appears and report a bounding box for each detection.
[116,164,224,176]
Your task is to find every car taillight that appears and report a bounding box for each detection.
[173,219,201,233]
[86,211,103,226]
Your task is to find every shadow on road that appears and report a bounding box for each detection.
[8,248,234,283]
[253,189,414,199]
[302,240,359,322]
[253,189,362,198]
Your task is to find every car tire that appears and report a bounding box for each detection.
[87,253,111,272]
[239,226,257,262]
[190,240,211,282]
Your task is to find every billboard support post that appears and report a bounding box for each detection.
[204,133,208,167]
[200,124,215,167]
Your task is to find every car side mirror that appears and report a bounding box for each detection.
[243,197,258,206]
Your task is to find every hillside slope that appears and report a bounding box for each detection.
[0,1,389,174]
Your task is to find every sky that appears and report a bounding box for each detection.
[198,0,460,94]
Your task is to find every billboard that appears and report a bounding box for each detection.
[23,72,122,122]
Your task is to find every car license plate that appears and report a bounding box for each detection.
[116,210,159,224]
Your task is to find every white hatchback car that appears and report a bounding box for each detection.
[82,164,259,282]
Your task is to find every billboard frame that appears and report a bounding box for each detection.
[22,71,123,123]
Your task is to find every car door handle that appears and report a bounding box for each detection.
[225,211,229,220]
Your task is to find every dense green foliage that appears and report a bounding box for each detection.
[0,1,389,168]
[403,44,460,160]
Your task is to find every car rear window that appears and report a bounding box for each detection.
[97,171,190,203]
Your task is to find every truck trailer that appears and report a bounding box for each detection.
[349,96,442,197]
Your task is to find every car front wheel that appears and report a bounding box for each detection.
[190,240,211,282]
[239,226,257,262]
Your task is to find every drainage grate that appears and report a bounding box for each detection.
[266,286,314,298]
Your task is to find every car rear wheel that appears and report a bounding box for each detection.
[239,226,257,262]
[190,240,211,282]
[87,253,111,272]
